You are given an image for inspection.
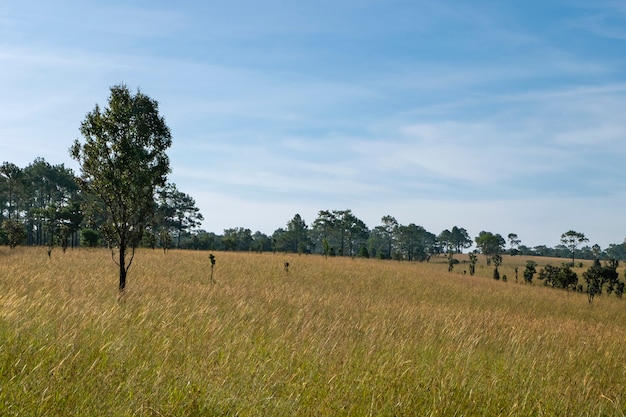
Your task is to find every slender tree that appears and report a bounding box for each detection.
[560,230,588,266]
[378,215,398,259]
[468,252,478,276]
[507,233,521,254]
[70,84,172,292]
[0,162,24,221]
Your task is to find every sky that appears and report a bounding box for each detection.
[1,0,626,248]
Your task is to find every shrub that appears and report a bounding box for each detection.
[583,259,620,303]
[2,219,25,248]
[523,260,537,284]
[538,264,578,290]
[493,267,500,280]
[80,228,102,247]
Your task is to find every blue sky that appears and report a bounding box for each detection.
[1,0,626,248]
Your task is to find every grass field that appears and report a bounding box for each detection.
[1,247,625,416]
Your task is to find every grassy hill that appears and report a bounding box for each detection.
[1,247,625,416]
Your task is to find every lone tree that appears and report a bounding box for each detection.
[560,230,588,266]
[70,84,172,292]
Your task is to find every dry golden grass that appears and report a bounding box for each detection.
[0,247,625,416]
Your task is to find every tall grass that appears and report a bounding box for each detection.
[0,247,625,416]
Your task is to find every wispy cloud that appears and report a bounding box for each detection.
[2,0,626,247]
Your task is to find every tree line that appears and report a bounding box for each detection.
[0,159,202,253]
[3,161,626,263]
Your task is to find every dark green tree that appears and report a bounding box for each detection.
[398,223,433,261]
[451,226,472,254]
[223,227,253,251]
[0,162,24,221]
[2,219,26,248]
[474,231,506,266]
[438,229,454,253]
[336,209,369,257]
[560,230,588,266]
[311,210,337,255]
[447,251,459,272]
[492,253,503,280]
[468,252,478,276]
[605,240,626,261]
[81,228,102,247]
[322,238,330,259]
[250,231,272,253]
[22,158,79,246]
[538,264,578,290]
[375,215,398,259]
[507,233,521,255]
[70,84,172,292]
[277,214,311,253]
[583,259,620,303]
[523,260,537,284]
[157,183,204,248]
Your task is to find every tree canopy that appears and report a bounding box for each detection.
[560,230,589,266]
[475,231,506,266]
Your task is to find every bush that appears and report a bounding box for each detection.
[80,228,102,247]
[583,259,620,303]
[538,264,578,290]
[2,219,25,248]
[523,260,537,284]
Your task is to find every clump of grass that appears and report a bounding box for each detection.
[0,248,625,416]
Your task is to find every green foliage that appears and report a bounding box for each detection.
[275,214,311,253]
[357,245,369,258]
[157,183,204,248]
[475,231,505,265]
[311,209,369,257]
[322,238,330,259]
[493,267,500,280]
[160,230,172,253]
[70,84,172,291]
[468,252,478,276]
[208,253,216,284]
[0,162,23,221]
[537,264,578,290]
[583,259,620,303]
[492,253,503,268]
[397,223,434,261]
[2,219,25,248]
[372,215,398,259]
[439,226,472,254]
[447,251,459,272]
[80,228,101,247]
[523,260,537,284]
[507,233,521,253]
[560,230,588,266]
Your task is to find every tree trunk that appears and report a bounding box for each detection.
[119,244,127,291]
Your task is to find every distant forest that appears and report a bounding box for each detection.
[2,157,626,262]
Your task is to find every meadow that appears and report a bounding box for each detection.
[0,247,625,416]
